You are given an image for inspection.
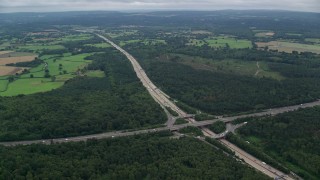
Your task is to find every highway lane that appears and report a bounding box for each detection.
[0,122,220,146]
[220,99,320,123]
[96,34,187,119]
[219,139,294,180]
[1,33,317,179]
[79,34,319,179]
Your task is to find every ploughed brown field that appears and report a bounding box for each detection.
[0,55,37,65]
[0,66,26,76]
[0,51,13,55]
[256,41,320,54]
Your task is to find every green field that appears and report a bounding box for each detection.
[0,78,64,96]
[59,34,93,42]
[188,39,207,46]
[167,54,284,80]
[305,38,320,44]
[119,39,166,46]
[257,41,320,54]
[286,33,302,36]
[206,37,252,49]
[86,70,105,77]
[106,30,138,38]
[0,80,9,92]
[1,53,93,96]
[187,36,252,49]
[0,42,10,50]
[84,43,111,48]
[17,44,65,51]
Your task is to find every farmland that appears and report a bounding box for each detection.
[0,79,64,96]
[0,66,26,76]
[256,41,320,54]
[119,39,166,46]
[0,32,109,96]
[187,36,252,49]
[0,55,37,65]
[1,53,93,96]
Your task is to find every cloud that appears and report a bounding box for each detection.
[0,0,319,12]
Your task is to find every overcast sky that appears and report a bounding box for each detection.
[0,0,319,13]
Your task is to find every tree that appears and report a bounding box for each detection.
[51,76,56,82]
[44,70,51,78]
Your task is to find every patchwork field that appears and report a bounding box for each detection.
[59,34,93,42]
[256,41,320,54]
[0,51,35,58]
[0,52,93,96]
[119,39,166,46]
[188,36,252,49]
[17,44,65,51]
[84,43,111,48]
[0,51,37,76]
[305,38,320,44]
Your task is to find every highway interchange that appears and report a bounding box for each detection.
[2,33,319,179]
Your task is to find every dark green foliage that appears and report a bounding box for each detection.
[178,127,203,136]
[205,137,235,155]
[0,134,269,179]
[238,107,320,179]
[231,117,254,125]
[174,118,188,125]
[0,50,166,141]
[144,61,320,115]
[195,113,216,121]
[209,121,226,134]
[165,106,179,116]
[226,133,290,174]
[6,58,43,67]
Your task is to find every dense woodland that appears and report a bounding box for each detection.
[0,10,319,179]
[0,49,166,141]
[124,39,320,115]
[0,133,269,179]
[237,107,320,179]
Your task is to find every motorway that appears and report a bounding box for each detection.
[96,34,187,120]
[1,33,318,179]
[219,139,294,180]
[94,34,302,179]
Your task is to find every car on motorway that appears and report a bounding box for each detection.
[262,162,266,165]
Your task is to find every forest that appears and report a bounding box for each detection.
[236,106,320,179]
[123,36,320,115]
[0,48,166,141]
[0,133,269,179]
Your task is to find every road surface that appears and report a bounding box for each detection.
[96,34,187,120]
[1,33,318,179]
[220,139,293,180]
